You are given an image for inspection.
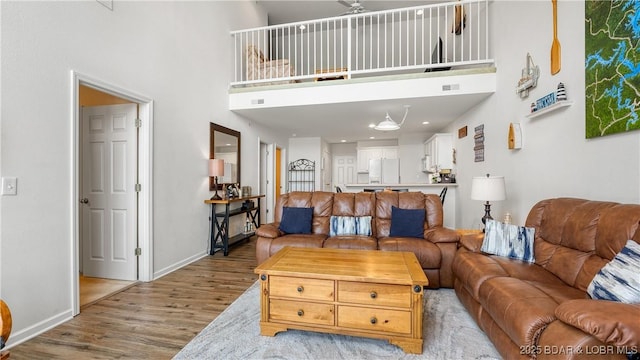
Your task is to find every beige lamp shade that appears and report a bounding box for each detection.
[209,159,225,177]
[471,175,506,201]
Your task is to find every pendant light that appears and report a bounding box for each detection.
[373,105,410,131]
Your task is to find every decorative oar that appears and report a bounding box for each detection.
[550,0,561,74]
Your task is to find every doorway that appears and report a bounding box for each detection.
[71,71,154,315]
[260,141,284,224]
[275,147,282,202]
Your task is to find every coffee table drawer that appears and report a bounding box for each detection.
[270,299,335,326]
[338,305,412,334]
[270,276,334,301]
[338,281,411,307]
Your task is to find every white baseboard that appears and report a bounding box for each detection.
[5,309,73,349]
[153,251,208,280]
[6,252,208,349]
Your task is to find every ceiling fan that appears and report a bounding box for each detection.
[338,0,368,15]
[372,105,411,131]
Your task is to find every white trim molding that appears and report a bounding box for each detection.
[69,70,154,317]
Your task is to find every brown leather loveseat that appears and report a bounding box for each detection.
[453,198,640,359]
[255,191,459,288]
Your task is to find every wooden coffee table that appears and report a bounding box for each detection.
[254,247,429,354]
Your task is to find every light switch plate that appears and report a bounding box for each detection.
[1,177,17,195]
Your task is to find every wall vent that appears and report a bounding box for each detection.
[442,84,460,91]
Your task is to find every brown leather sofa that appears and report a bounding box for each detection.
[255,191,459,288]
[453,198,640,359]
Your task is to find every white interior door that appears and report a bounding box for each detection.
[333,155,356,190]
[265,143,276,223]
[81,104,137,280]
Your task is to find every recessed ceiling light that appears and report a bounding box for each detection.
[341,139,346,143]
[422,121,430,125]
[292,133,297,137]
[369,136,375,139]
[368,124,376,128]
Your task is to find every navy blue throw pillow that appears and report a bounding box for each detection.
[279,206,314,234]
[389,206,425,238]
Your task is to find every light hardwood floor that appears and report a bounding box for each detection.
[9,238,257,359]
[80,275,136,309]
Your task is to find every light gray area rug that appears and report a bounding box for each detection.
[174,281,500,360]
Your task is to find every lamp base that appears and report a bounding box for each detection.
[210,177,222,200]
[481,201,493,232]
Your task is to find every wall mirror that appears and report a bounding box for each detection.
[210,123,241,190]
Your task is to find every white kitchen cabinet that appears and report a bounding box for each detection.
[357,147,397,173]
[424,134,453,171]
[357,148,380,172]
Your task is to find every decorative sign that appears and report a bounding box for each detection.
[529,83,568,113]
[535,92,557,111]
[458,126,468,138]
[516,53,539,99]
[474,124,484,162]
[508,123,522,150]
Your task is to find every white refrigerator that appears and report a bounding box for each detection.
[368,158,399,184]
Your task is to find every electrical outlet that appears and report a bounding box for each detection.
[1,177,17,195]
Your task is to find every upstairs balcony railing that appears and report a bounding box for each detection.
[230,0,492,87]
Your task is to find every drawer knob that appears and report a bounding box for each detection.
[297,309,304,317]
[370,291,377,299]
[260,274,266,281]
[414,285,422,293]
[297,286,304,293]
[370,317,377,324]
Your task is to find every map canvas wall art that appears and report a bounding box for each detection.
[585,0,639,138]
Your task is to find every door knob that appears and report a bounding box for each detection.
[80,198,89,204]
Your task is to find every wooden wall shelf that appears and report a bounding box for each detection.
[526,100,573,119]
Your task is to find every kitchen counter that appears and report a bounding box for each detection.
[341,183,457,228]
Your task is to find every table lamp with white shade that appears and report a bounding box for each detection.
[471,174,506,231]
[209,159,225,200]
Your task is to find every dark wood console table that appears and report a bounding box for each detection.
[204,195,264,256]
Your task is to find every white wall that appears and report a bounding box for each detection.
[446,0,640,228]
[0,0,290,346]
[330,142,357,156]
[399,133,432,184]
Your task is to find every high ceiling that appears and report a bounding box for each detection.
[242,0,471,144]
[257,0,447,25]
